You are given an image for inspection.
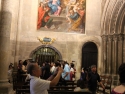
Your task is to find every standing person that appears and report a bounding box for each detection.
[40,62,46,79]
[62,61,70,80]
[70,63,76,81]
[21,60,28,74]
[8,65,13,83]
[43,61,51,80]
[111,63,125,94]
[27,62,63,94]
[17,60,23,72]
[80,68,86,81]
[50,62,55,74]
[88,65,105,94]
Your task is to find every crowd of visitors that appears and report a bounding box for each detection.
[8,59,125,94]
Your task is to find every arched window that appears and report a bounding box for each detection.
[31,46,62,66]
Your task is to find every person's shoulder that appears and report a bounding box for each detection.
[113,85,125,93]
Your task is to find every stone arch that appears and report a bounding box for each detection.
[78,36,102,73]
[29,45,62,59]
[101,0,125,74]
[101,0,125,35]
[110,0,125,34]
[82,42,98,68]
[115,3,125,34]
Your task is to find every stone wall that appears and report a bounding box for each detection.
[101,0,125,74]
[0,0,2,20]
[9,0,102,78]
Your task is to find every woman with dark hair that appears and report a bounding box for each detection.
[112,63,125,94]
[21,60,28,74]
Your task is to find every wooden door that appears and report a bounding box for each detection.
[82,42,98,69]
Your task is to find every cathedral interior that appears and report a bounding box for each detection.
[0,0,125,93]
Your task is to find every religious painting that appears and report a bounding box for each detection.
[37,0,86,33]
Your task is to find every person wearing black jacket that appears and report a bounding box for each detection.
[88,65,105,94]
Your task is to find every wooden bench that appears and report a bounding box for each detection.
[48,91,92,94]
[50,86,76,90]
[16,89,92,94]
[97,75,112,93]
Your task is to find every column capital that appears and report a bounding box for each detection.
[108,35,113,41]
[118,34,124,41]
[113,34,118,41]
[102,35,108,41]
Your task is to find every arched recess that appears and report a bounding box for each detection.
[82,42,98,69]
[74,36,101,80]
[101,0,125,74]
[101,0,125,35]
[30,45,62,66]
[78,36,101,73]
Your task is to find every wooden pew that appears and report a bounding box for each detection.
[48,91,92,94]
[16,89,30,94]
[16,89,92,94]
[97,75,112,94]
[50,86,76,90]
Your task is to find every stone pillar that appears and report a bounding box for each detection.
[102,35,107,74]
[118,34,124,68]
[0,0,13,93]
[113,35,118,74]
[107,35,112,74]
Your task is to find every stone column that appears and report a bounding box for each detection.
[0,0,13,93]
[113,35,118,74]
[118,34,123,68]
[102,35,107,74]
[107,35,112,74]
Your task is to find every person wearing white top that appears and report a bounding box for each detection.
[27,62,63,94]
[50,62,55,74]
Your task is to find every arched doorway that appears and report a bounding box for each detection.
[30,45,62,66]
[82,42,98,69]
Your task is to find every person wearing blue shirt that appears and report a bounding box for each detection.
[62,62,70,80]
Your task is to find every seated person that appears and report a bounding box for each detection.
[27,62,63,94]
[74,79,90,92]
[111,63,125,94]
[48,0,62,16]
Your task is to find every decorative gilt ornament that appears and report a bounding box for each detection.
[37,37,55,45]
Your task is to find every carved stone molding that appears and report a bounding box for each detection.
[118,34,124,41]
[108,35,113,42]
[29,45,62,59]
[113,35,118,41]
[101,0,125,35]
[110,0,124,34]
[105,0,117,35]
[101,0,107,13]
[102,34,125,42]
[102,35,108,41]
